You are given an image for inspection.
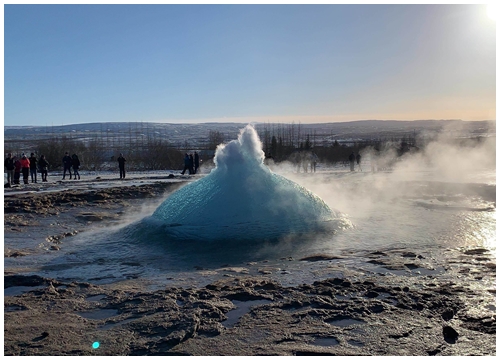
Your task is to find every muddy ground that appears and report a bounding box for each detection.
[3,177,496,355]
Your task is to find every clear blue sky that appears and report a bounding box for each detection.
[3,4,496,126]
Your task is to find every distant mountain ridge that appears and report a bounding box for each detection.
[4,119,495,131]
[4,119,495,146]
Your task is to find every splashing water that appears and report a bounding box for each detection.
[150,125,350,241]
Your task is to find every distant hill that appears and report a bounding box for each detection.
[4,119,495,149]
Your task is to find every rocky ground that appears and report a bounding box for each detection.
[3,176,496,356]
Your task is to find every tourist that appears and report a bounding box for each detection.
[29,153,38,183]
[349,152,355,172]
[62,152,73,180]
[4,153,15,186]
[39,155,49,182]
[72,154,81,180]
[189,154,195,175]
[181,153,190,175]
[194,152,200,174]
[117,153,126,179]
[13,157,21,184]
[311,152,318,173]
[20,153,30,184]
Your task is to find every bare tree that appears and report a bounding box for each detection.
[207,130,225,150]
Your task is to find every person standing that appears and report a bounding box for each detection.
[29,153,38,183]
[14,157,21,184]
[356,153,362,171]
[181,153,190,175]
[189,154,195,175]
[117,153,126,179]
[348,152,355,172]
[62,152,73,179]
[39,155,49,182]
[20,153,30,184]
[194,152,200,174]
[4,153,15,186]
[311,152,318,173]
[72,154,81,180]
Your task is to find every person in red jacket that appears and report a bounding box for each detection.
[19,153,30,184]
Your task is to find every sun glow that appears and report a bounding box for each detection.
[486,3,497,21]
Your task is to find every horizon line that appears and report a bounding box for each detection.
[5,118,496,128]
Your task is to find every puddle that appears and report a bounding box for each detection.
[311,337,339,347]
[377,292,398,305]
[176,299,184,306]
[86,294,107,302]
[486,304,496,311]
[5,305,26,312]
[222,299,272,328]
[287,305,313,313]
[4,286,45,297]
[348,339,364,347]
[327,317,366,327]
[99,317,138,330]
[335,294,351,300]
[77,309,119,320]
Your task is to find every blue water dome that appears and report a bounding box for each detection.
[151,125,348,241]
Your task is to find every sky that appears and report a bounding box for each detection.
[3,3,497,127]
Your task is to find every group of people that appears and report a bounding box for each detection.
[4,151,82,186]
[4,153,49,186]
[62,152,81,180]
[348,152,362,171]
[181,152,200,175]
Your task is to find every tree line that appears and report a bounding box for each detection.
[6,123,487,171]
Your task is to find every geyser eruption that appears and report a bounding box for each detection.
[151,125,349,241]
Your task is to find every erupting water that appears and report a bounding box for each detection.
[150,125,350,241]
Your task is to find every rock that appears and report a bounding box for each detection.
[464,248,488,255]
[441,309,454,321]
[443,325,459,343]
[4,274,54,288]
[401,251,417,258]
[299,254,343,262]
[5,250,28,258]
[258,267,280,274]
[50,245,60,251]
[365,291,379,298]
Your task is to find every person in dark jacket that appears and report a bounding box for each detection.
[194,152,200,174]
[39,155,49,182]
[72,154,81,180]
[348,152,355,172]
[189,154,195,175]
[14,157,21,184]
[117,153,126,179]
[62,152,73,180]
[356,153,362,171]
[29,153,38,183]
[181,153,190,175]
[4,153,15,186]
